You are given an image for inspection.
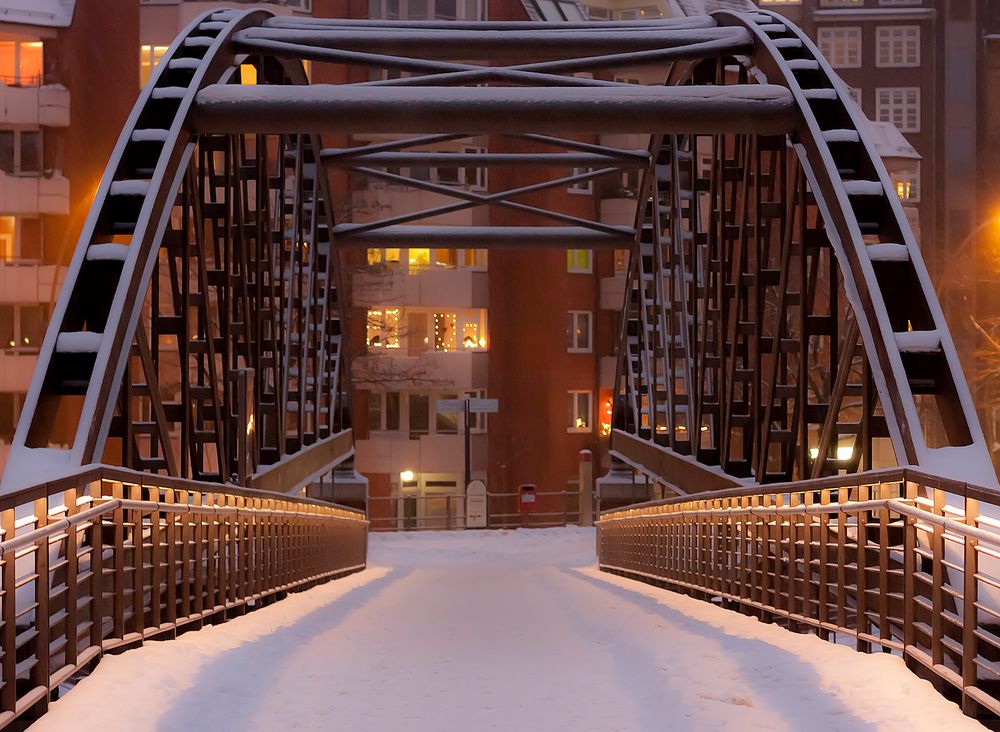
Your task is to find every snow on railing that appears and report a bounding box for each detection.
[0,465,367,729]
[597,468,1000,722]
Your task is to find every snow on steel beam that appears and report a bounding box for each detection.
[192,85,797,136]
[319,150,650,167]
[234,26,752,60]
[331,225,634,249]
[263,16,720,31]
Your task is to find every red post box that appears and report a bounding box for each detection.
[518,483,537,514]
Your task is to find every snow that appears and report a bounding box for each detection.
[55,331,102,353]
[34,528,982,732]
[895,330,942,353]
[0,0,74,28]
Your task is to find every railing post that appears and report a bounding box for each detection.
[962,494,980,715]
[1,506,17,714]
[32,496,50,708]
[902,479,916,652]
[931,487,945,668]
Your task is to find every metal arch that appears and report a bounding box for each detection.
[2,7,353,493]
[3,10,992,493]
[612,10,995,490]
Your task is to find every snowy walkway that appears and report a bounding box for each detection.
[37,528,981,732]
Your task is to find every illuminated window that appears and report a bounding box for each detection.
[567,391,593,433]
[614,249,629,274]
[433,312,457,351]
[876,87,920,132]
[0,40,43,86]
[408,248,430,272]
[366,308,400,348]
[891,164,920,203]
[140,44,170,88]
[0,303,47,352]
[877,26,920,68]
[240,64,257,85]
[817,27,862,68]
[0,216,41,262]
[567,311,593,353]
[615,6,660,19]
[567,249,592,273]
[568,167,593,194]
[462,248,487,269]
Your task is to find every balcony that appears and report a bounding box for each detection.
[0,262,65,303]
[355,432,488,476]
[351,187,489,228]
[599,196,636,228]
[0,173,69,215]
[353,350,488,392]
[0,84,69,127]
[352,266,488,309]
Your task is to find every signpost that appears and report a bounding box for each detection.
[436,396,499,489]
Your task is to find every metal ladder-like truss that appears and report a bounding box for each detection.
[613,10,991,488]
[6,8,349,489]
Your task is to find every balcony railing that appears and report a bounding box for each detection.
[597,467,1000,720]
[0,465,367,728]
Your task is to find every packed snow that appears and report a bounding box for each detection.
[35,528,982,731]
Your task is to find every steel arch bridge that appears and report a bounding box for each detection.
[0,6,993,496]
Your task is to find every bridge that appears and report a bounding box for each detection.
[0,5,998,728]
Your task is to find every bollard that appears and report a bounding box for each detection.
[578,449,594,526]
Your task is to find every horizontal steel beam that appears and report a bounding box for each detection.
[610,430,744,494]
[263,16,722,31]
[249,429,355,494]
[236,26,752,60]
[193,85,797,135]
[320,150,650,167]
[331,225,634,248]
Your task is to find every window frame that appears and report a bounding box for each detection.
[0,40,43,87]
[0,129,42,176]
[567,390,593,434]
[876,25,921,68]
[567,310,593,354]
[567,249,593,274]
[890,161,920,204]
[875,86,921,133]
[567,167,594,195]
[816,26,863,69]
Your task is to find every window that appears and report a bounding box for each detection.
[567,249,592,273]
[567,391,593,433]
[615,6,660,19]
[366,248,486,272]
[409,393,429,438]
[466,389,489,432]
[877,26,920,68]
[139,44,169,88]
[0,216,41,262]
[567,311,593,353]
[0,130,41,175]
[891,164,920,203]
[817,27,862,68]
[436,394,459,434]
[369,0,483,19]
[587,5,611,19]
[368,391,400,432]
[758,0,802,3]
[0,304,47,352]
[614,249,629,274]
[366,308,400,349]
[819,0,862,5]
[0,41,42,86]
[879,0,920,5]
[0,392,21,441]
[568,167,593,194]
[876,87,920,132]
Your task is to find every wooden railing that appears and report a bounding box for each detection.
[597,468,1000,720]
[0,465,368,728]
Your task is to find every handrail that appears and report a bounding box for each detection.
[0,463,368,729]
[598,469,1000,721]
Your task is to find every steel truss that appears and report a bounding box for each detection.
[2,8,993,495]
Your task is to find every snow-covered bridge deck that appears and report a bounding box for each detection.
[35,529,980,732]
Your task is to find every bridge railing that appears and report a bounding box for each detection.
[597,468,1000,718]
[0,465,368,728]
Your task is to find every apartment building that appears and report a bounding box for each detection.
[0,0,138,474]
